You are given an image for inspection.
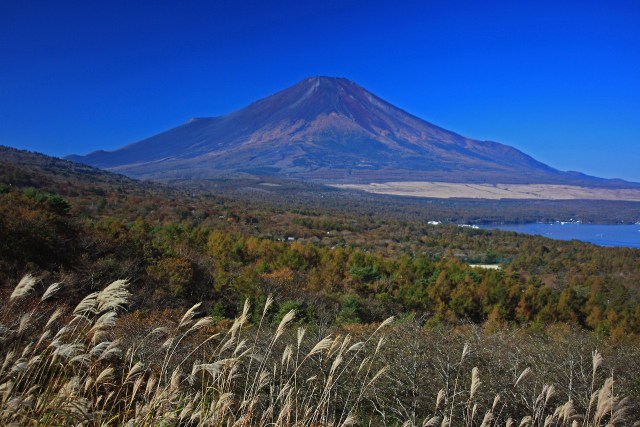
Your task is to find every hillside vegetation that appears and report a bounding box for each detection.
[2,276,637,425]
[2,146,640,336]
[1,146,640,424]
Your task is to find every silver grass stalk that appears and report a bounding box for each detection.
[129,375,145,405]
[263,295,274,316]
[257,371,270,390]
[357,356,371,376]
[544,384,555,406]
[0,380,15,398]
[461,343,470,361]
[610,396,629,424]
[492,393,501,411]
[560,400,574,422]
[436,389,445,410]
[41,282,62,301]
[45,307,64,328]
[26,354,41,368]
[219,336,236,354]
[374,316,395,334]
[10,274,37,300]
[92,329,110,344]
[347,341,365,353]
[58,375,81,397]
[73,292,99,316]
[10,360,27,375]
[52,343,84,360]
[170,367,181,390]
[424,416,441,427]
[297,326,306,348]
[150,326,169,336]
[592,350,603,378]
[330,353,344,377]
[20,342,33,358]
[179,400,194,421]
[595,376,614,420]
[228,317,243,337]
[216,392,234,411]
[36,329,51,349]
[95,367,115,385]
[187,316,213,334]
[17,313,31,335]
[480,411,493,427]
[328,334,343,357]
[125,361,145,383]
[368,365,389,386]
[97,279,130,312]
[470,367,481,399]
[515,367,532,387]
[232,338,248,357]
[239,298,250,326]
[161,336,174,349]
[1,351,15,374]
[340,413,358,426]
[519,415,532,426]
[84,376,94,393]
[535,385,548,409]
[53,326,69,340]
[92,311,118,331]
[69,353,90,365]
[89,341,111,358]
[281,344,293,367]
[275,309,296,341]
[98,339,121,360]
[340,334,352,353]
[144,374,156,398]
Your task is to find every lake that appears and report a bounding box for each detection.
[481,223,640,249]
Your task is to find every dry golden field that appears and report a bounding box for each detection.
[333,182,640,201]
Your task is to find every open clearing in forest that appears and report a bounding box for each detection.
[333,182,640,201]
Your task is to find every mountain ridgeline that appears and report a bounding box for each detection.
[69,77,634,187]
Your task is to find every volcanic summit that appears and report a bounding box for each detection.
[68,76,628,187]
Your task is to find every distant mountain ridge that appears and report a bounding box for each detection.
[68,76,636,188]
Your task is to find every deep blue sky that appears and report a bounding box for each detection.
[1,0,639,181]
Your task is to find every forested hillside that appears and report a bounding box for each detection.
[2,146,640,425]
[2,146,640,337]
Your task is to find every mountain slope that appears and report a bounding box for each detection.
[68,77,633,187]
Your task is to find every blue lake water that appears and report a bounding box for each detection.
[480,223,640,249]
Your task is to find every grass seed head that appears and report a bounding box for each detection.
[41,281,62,301]
[592,350,603,378]
[470,367,481,399]
[515,367,532,388]
[275,309,296,341]
[10,274,37,300]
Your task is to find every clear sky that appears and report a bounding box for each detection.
[1,0,639,181]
